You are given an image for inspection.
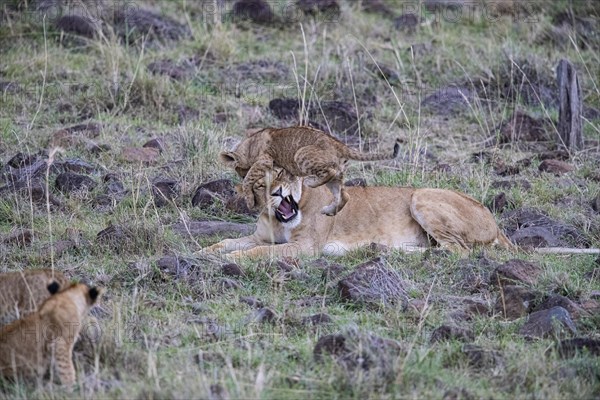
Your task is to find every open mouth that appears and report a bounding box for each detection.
[275,195,298,223]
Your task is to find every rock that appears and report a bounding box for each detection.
[246,307,278,324]
[221,263,244,277]
[192,179,236,208]
[232,0,274,24]
[147,59,188,80]
[143,138,165,152]
[393,13,420,32]
[461,344,504,370]
[209,383,229,400]
[156,256,198,279]
[519,306,577,338]
[60,158,97,174]
[442,388,474,400]
[239,296,264,308]
[296,0,340,17]
[344,178,367,187]
[96,224,129,248]
[0,81,20,94]
[494,285,539,319]
[55,172,97,193]
[49,123,101,148]
[313,330,402,377]
[488,192,508,213]
[55,15,98,38]
[120,147,160,163]
[152,179,179,207]
[491,179,532,191]
[218,278,241,291]
[503,208,586,248]
[113,7,189,42]
[225,196,255,216]
[361,0,392,15]
[6,152,39,168]
[556,338,600,358]
[491,259,542,287]
[337,257,408,308]
[268,98,300,120]
[424,0,466,11]
[495,111,550,144]
[370,64,401,86]
[539,159,575,175]
[3,229,34,247]
[537,149,570,161]
[103,174,125,195]
[592,194,600,213]
[170,220,253,238]
[430,324,474,343]
[421,86,475,117]
[301,313,333,326]
[535,294,588,320]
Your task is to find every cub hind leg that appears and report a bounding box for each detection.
[294,146,347,216]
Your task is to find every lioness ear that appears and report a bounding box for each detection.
[219,151,238,167]
[88,287,103,304]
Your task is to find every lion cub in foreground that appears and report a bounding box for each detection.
[0,269,69,324]
[0,283,102,388]
[220,126,400,216]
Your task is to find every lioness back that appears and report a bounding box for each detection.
[0,269,69,324]
[0,282,101,387]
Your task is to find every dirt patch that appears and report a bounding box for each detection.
[538,159,575,175]
[494,285,540,320]
[296,0,340,18]
[55,172,97,194]
[55,15,99,38]
[152,179,179,207]
[556,338,600,358]
[430,324,474,343]
[492,110,552,144]
[231,0,274,24]
[490,259,542,287]
[147,59,191,81]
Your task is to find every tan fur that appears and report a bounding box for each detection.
[220,126,399,216]
[0,283,102,388]
[202,171,514,259]
[0,270,69,325]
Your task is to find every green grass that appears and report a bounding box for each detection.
[0,0,600,398]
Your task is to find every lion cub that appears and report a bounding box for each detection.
[0,269,69,325]
[0,283,102,388]
[220,126,400,216]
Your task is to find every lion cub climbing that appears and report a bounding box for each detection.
[0,269,69,324]
[0,283,102,388]
[220,126,400,216]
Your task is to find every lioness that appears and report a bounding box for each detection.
[202,170,513,259]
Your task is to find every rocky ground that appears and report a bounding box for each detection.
[0,0,599,398]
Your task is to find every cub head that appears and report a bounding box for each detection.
[219,128,268,178]
[247,168,303,228]
[66,283,103,307]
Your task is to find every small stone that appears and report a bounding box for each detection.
[539,159,574,175]
[488,192,508,213]
[55,172,97,193]
[430,324,474,343]
[232,0,274,24]
[535,294,589,320]
[519,306,577,338]
[55,15,98,38]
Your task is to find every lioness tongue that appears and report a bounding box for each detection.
[278,200,293,218]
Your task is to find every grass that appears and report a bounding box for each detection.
[1,0,600,398]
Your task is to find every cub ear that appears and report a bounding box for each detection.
[47,281,61,295]
[234,184,243,195]
[88,287,102,303]
[219,151,238,167]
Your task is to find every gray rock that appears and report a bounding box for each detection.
[170,220,253,238]
[519,306,577,338]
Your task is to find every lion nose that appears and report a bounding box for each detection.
[271,187,283,197]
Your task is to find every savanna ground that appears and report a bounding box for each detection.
[1,0,600,398]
